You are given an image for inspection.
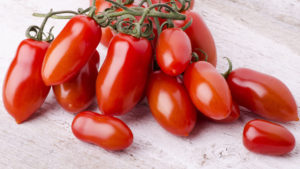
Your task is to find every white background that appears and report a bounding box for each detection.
[0,0,300,169]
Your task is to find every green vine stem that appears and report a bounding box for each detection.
[222,57,233,79]
[32,0,187,39]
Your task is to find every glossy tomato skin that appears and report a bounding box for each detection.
[227,68,299,122]
[146,71,197,136]
[243,119,295,155]
[156,28,192,76]
[96,33,152,116]
[215,101,240,123]
[3,39,50,124]
[52,51,100,113]
[184,61,232,120]
[72,111,133,151]
[174,11,217,66]
[42,15,102,85]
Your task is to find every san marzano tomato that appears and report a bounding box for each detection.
[42,15,101,85]
[3,39,50,124]
[184,61,232,120]
[147,71,197,136]
[72,111,133,150]
[53,51,100,113]
[96,33,152,116]
[243,119,295,155]
[156,28,192,76]
[227,68,298,122]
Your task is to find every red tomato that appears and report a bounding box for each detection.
[146,71,197,136]
[243,119,295,155]
[156,28,192,76]
[52,51,100,113]
[151,0,194,10]
[72,111,133,151]
[3,39,50,124]
[42,15,101,85]
[215,101,240,123]
[227,68,299,122]
[183,61,232,120]
[96,33,152,116]
[174,11,217,66]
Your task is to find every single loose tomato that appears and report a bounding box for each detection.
[3,39,50,124]
[72,111,133,151]
[184,61,232,120]
[96,33,152,116]
[156,28,192,76]
[52,51,100,113]
[146,71,197,136]
[174,11,217,66]
[227,68,299,122]
[215,101,240,123]
[42,15,101,85]
[243,119,295,155]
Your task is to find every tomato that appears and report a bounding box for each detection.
[151,0,195,10]
[156,28,192,76]
[183,61,232,120]
[146,71,197,136]
[174,11,217,66]
[2,39,50,124]
[72,111,133,151]
[227,68,298,122]
[52,51,100,113]
[96,33,152,116]
[243,119,295,155]
[215,101,240,123]
[42,15,101,85]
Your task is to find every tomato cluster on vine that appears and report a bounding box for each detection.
[2,0,298,155]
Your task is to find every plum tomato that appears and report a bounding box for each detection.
[156,28,192,76]
[52,51,100,113]
[243,119,295,155]
[146,71,197,136]
[3,39,50,124]
[96,33,152,116]
[72,111,133,151]
[227,68,299,122]
[183,61,232,120]
[41,15,101,85]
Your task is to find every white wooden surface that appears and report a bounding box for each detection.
[0,0,300,169]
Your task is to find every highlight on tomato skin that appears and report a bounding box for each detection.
[146,71,197,136]
[243,119,296,156]
[41,15,102,86]
[183,61,232,120]
[52,51,100,113]
[2,39,50,124]
[227,68,299,122]
[156,28,192,76]
[72,111,133,151]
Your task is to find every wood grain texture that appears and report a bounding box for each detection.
[0,0,299,169]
